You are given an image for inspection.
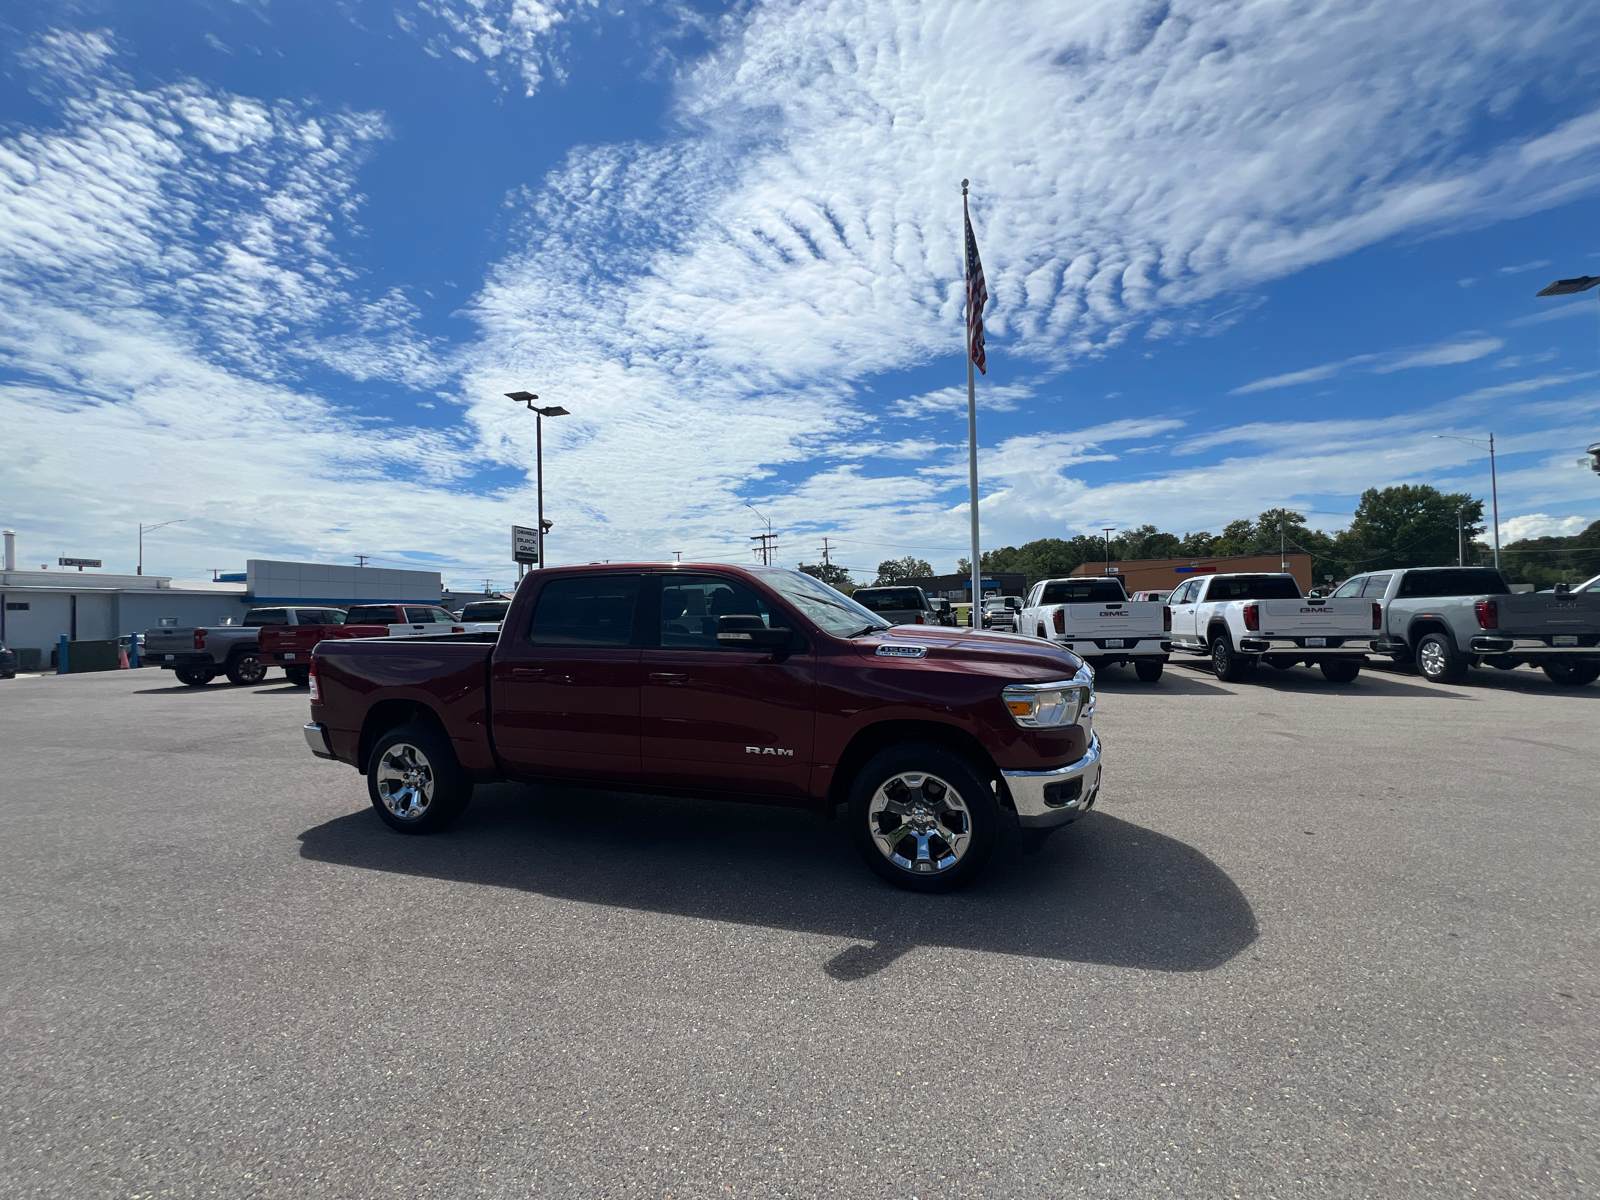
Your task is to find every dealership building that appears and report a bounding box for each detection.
[0,532,441,672]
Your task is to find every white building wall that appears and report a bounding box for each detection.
[246,560,440,604]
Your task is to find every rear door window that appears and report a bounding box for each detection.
[1360,574,1393,598]
[1330,577,1364,598]
[345,606,398,625]
[659,575,773,649]
[529,575,643,647]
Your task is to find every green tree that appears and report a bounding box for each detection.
[874,556,934,585]
[1178,531,1218,557]
[1335,486,1483,573]
[797,562,855,593]
[1112,524,1182,561]
[1499,520,1600,589]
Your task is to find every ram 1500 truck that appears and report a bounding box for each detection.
[1338,566,1600,685]
[258,603,464,685]
[144,606,343,686]
[1167,573,1374,682]
[1019,576,1171,682]
[302,564,1104,892]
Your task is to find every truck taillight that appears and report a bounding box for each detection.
[193,631,206,649]
[1372,601,1382,630]
[308,659,320,702]
[1474,599,1498,629]
[1242,603,1260,632]
[1163,605,1172,632]
[914,613,924,625]
[1052,608,1064,634]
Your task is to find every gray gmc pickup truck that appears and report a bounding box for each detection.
[1335,566,1600,685]
[144,606,345,686]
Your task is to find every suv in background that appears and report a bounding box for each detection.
[983,596,1023,631]
[850,585,934,626]
[926,597,957,626]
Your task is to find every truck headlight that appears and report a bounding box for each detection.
[1002,674,1093,728]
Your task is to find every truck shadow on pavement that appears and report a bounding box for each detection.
[1168,660,1464,698]
[298,787,1257,980]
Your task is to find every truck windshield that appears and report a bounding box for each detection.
[1040,580,1127,603]
[1204,576,1303,601]
[751,568,888,636]
[1397,569,1510,598]
[853,588,927,612]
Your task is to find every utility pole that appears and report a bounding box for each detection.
[1102,527,1114,573]
[1279,520,1287,573]
[1456,506,1467,567]
[671,550,682,563]
[355,554,369,568]
[746,505,775,566]
[818,537,836,566]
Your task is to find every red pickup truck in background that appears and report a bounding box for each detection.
[302,564,1104,892]
[261,603,464,686]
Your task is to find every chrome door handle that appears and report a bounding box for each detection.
[510,667,546,677]
[649,672,688,683]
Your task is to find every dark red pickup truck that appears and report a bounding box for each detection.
[303,564,1103,891]
[261,603,465,686]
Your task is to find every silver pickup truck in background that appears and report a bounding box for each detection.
[144,606,344,687]
[1341,566,1600,686]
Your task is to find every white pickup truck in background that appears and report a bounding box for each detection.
[1020,576,1171,682]
[1167,572,1375,682]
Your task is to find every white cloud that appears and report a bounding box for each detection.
[1509,298,1598,326]
[1373,337,1504,372]
[396,0,596,97]
[1231,335,1503,393]
[1499,259,1551,275]
[1499,512,1591,541]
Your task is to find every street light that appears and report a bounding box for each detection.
[1101,527,1115,573]
[505,391,569,570]
[1434,433,1499,569]
[138,519,185,575]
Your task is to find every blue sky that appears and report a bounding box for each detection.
[3,0,1599,590]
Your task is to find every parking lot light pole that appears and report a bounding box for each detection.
[1434,433,1500,570]
[138,519,185,576]
[506,392,569,569]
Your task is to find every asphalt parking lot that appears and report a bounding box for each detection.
[2,662,1596,1198]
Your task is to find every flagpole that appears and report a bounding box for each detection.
[963,179,982,628]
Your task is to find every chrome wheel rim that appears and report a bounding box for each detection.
[867,771,972,874]
[376,743,435,821]
[1418,641,1445,677]
[1212,642,1228,672]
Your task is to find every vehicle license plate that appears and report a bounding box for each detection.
[1553,635,1579,646]
[1305,637,1327,647]
[1104,639,1125,648]
[164,654,175,660]
[283,652,296,660]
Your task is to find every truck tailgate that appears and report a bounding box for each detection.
[1062,601,1165,632]
[260,626,327,659]
[1495,593,1600,637]
[143,630,197,656]
[1257,598,1372,636]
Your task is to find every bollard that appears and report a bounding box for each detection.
[57,634,69,675]
[128,637,140,669]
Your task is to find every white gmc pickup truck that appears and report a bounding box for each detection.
[1020,576,1171,682]
[1167,572,1374,682]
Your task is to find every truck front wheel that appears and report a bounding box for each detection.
[1415,633,1468,684]
[1210,636,1253,682]
[1134,660,1164,683]
[367,724,473,834]
[1320,660,1362,683]
[225,653,267,686]
[848,742,1000,893]
[1543,660,1600,687]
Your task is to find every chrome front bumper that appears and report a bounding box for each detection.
[303,722,336,760]
[1002,733,1103,829]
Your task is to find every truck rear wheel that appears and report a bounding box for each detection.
[175,667,213,687]
[1134,660,1164,683]
[1543,660,1600,687]
[1415,633,1468,684]
[1210,635,1253,682]
[1320,660,1362,683]
[284,665,310,687]
[225,652,267,686]
[848,742,999,893]
[367,723,473,834]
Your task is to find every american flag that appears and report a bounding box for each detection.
[964,200,988,375]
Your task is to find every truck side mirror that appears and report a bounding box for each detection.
[717,614,794,652]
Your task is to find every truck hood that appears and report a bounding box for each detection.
[850,624,1085,681]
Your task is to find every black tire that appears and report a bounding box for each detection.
[1269,659,1296,671]
[224,652,268,686]
[367,723,474,834]
[1210,634,1254,682]
[1415,632,1468,684]
[1320,659,1362,683]
[1134,660,1164,683]
[284,665,311,687]
[175,667,213,687]
[847,742,1000,893]
[1543,660,1600,687]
